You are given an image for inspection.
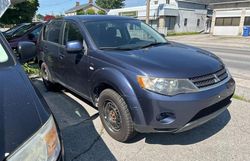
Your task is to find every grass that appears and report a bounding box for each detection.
[167,32,200,36]
[22,62,40,76]
[233,94,250,103]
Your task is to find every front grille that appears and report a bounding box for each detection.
[189,95,232,123]
[189,67,228,88]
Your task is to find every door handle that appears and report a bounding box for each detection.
[59,54,65,60]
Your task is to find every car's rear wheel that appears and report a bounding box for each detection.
[41,62,59,91]
[98,89,136,142]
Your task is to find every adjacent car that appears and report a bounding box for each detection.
[0,32,63,160]
[3,23,30,38]
[6,22,43,52]
[35,16,235,142]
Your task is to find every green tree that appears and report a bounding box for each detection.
[77,10,85,15]
[96,0,125,9]
[97,10,106,15]
[0,0,39,25]
[36,14,44,20]
[86,9,96,15]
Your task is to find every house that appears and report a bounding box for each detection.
[210,0,250,36]
[65,0,106,16]
[108,0,209,34]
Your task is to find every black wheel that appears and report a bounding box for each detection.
[98,89,136,142]
[40,62,59,91]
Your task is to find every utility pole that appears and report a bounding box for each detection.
[146,0,151,24]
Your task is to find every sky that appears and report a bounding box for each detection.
[37,0,145,15]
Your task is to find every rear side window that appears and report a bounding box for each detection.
[44,20,63,44]
[63,22,83,45]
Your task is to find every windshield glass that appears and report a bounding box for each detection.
[84,19,167,50]
[12,24,34,38]
[5,23,30,35]
[0,44,8,63]
[0,40,14,68]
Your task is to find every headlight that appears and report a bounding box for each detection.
[7,116,61,161]
[137,76,198,96]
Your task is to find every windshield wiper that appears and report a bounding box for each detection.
[139,42,169,49]
[99,47,134,51]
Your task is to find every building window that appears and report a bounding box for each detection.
[244,17,250,26]
[154,1,158,5]
[197,19,200,27]
[165,17,176,30]
[184,18,188,26]
[166,0,170,4]
[215,17,240,26]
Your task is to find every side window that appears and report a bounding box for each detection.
[127,23,156,42]
[63,22,83,45]
[31,26,42,39]
[45,20,63,44]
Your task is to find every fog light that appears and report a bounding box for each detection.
[156,112,176,124]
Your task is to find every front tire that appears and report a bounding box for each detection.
[98,89,136,142]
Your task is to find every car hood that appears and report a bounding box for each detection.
[104,42,224,78]
[0,65,48,160]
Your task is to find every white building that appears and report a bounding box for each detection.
[210,0,250,36]
[108,0,209,34]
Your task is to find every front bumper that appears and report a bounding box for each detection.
[130,78,235,133]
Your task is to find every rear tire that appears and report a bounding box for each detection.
[40,62,59,91]
[98,89,136,142]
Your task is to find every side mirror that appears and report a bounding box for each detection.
[160,33,166,38]
[28,33,35,40]
[18,41,37,63]
[66,41,83,53]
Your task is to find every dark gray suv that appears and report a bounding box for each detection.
[0,32,63,160]
[34,15,235,142]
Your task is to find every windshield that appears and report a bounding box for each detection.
[11,23,35,38]
[0,39,14,68]
[5,23,29,35]
[84,19,167,50]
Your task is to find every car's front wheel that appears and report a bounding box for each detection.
[98,89,136,142]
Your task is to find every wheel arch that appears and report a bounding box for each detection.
[90,68,147,125]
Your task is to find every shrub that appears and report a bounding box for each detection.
[86,9,96,15]
[97,10,106,15]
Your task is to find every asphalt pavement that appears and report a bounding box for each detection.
[33,79,250,161]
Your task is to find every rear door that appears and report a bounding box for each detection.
[58,20,89,98]
[42,20,63,81]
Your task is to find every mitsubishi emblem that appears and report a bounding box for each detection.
[213,74,220,83]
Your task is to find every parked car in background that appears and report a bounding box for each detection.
[35,15,235,142]
[3,23,30,38]
[6,22,43,53]
[0,32,63,160]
